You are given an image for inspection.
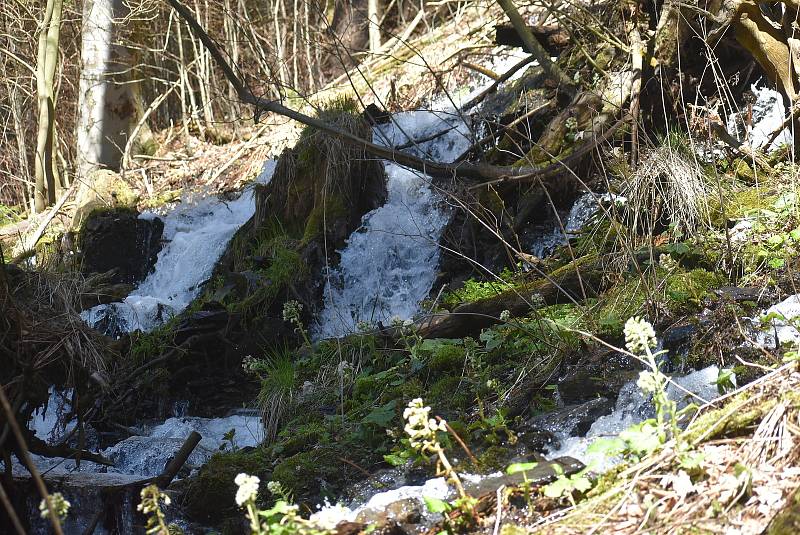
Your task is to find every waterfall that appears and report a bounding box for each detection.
[81,161,276,335]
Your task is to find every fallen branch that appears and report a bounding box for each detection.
[154,431,202,488]
[495,0,576,94]
[13,182,77,261]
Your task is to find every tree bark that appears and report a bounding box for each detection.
[34,0,63,213]
[76,0,139,180]
[368,0,381,52]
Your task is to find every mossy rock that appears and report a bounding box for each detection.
[271,449,343,501]
[708,185,779,227]
[429,376,472,410]
[185,448,271,524]
[72,169,139,230]
[664,268,725,314]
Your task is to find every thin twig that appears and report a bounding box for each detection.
[0,384,64,535]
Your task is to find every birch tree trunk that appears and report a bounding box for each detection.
[34,0,63,213]
[76,0,139,181]
[368,0,381,52]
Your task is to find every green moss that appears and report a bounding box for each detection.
[0,203,23,227]
[709,185,779,227]
[185,448,270,524]
[301,196,348,244]
[593,275,649,337]
[427,340,466,372]
[477,444,513,471]
[441,267,518,308]
[272,450,342,499]
[682,390,773,445]
[429,376,471,410]
[499,526,530,535]
[139,190,181,211]
[664,268,724,314]
[274,420,331,456]
[235,238,305,319]
[732,158,756,182]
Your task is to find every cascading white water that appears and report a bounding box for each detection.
[81,161,276,335]
[311,49,538,339]
[728,84,792,151]
[313,107,472,338]
[546,365,724,472]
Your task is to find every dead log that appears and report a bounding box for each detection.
[155,431,202,488]
[417,256,607,339]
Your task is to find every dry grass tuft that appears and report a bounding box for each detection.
[626,145,710,234]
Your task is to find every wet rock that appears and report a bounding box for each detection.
[14,471,146,535]
[557,347,639,405]
[714,286,774,304]
[526,397,615,437]
[80,209,164,285]
[80,280,135,309]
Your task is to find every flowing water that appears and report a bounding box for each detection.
[313,108,469,338]
[12,52,731,532]
[81,161,277,335]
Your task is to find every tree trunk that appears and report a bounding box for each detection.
[34,0,63,213]
[368,0,381,52]
[76,0,139,181]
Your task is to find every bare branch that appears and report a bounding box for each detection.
[165,0,612,184]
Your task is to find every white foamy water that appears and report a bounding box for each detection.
[728,84,792,151]
[314,107,471,338]
[20,392,262,478]
[81,161,276,334]
[547,366,724,471]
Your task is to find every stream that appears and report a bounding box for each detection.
[13,62,787,535]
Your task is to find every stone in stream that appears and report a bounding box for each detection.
[79,208,164,285]
[557,347,639,405]
[525,397,616,439]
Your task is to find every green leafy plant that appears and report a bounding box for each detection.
[234,473,332,534]
[542,464,593,505]
[245,348,298,444]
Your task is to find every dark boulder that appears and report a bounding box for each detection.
[80,209,164,285]
[557,347,639,405]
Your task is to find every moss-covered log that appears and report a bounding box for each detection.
[418,255,606,339]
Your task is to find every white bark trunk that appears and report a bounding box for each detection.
[76,0,137,180]
[368,0,381,52]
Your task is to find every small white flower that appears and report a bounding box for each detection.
[659,253,677,271]
[40,493,70,519]
[309,501,353,529]
[624,316,657,355]
[267,480,282,495]
[637,370,659,394]
[499,310,511,322]
[234,473,260,506]
[403,398,447,452]
[282,300,303,323]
